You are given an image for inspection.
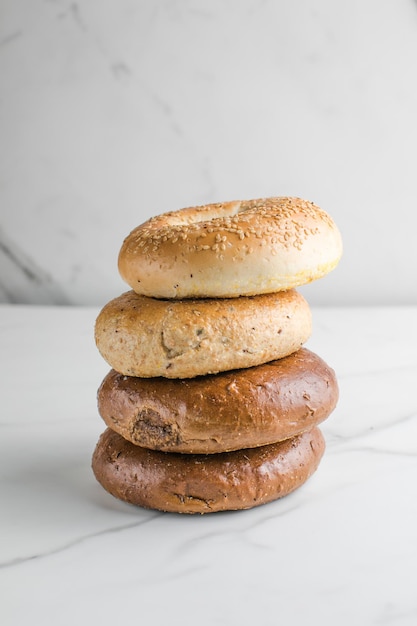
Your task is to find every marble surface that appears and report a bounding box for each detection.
[1,303,417,625]
[2,0,417,307]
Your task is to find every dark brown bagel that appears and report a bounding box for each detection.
[92,427,325,514]
[97,348,338,454]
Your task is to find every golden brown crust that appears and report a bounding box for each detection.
[97,348,338,453]
[94,289,312,378]
[118,197,342,299]
[91,427,325,514]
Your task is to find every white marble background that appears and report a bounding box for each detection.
[1,0,417,306]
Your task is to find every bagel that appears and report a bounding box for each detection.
[94,289,312,379]
[97,348,338,453]
[92,427,325,514]
[118,196,342,299]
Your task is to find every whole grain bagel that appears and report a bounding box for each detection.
[118,196,342,299]
[97,348,338,453]
[94,289,311,378]
[92,427,325,514]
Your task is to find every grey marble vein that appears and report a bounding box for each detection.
[0,229,69,305]
[0,515,160,570]
[0,31,22,49]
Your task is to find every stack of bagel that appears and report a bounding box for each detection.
[92,196,342,514]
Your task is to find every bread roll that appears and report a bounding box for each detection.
[97,348,338,453]
[118,197,342,299]
[92,427,325,514]
[95,289,311,378]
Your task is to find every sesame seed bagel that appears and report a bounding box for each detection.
[94,289,312,379]
[118,196,342,299]
[92,427,325,514]
[97,348,338,454]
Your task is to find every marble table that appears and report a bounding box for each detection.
[1,304,417,625]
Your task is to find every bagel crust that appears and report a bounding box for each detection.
[97,348,338,453]
[118,196,343,299]
[92,427,325,514]
[94,289,312,379]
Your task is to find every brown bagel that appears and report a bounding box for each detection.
[97,348,338,454]
[94,289,311,379]
[118,197,342,299]
[92,427,325,514]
